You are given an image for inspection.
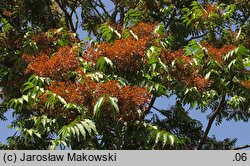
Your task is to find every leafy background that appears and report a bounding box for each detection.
[1,0,250,149]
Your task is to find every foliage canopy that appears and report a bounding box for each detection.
[0,0,249,150]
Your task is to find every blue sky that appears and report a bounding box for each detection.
[1,0,249,149]
[155,97,250,148]
[0,111,15,144]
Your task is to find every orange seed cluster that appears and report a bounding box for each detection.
[161,49,213,91]
[83,22,156,74]
[39,80,151,121]
[239,80,250,89]
[202,3,222,19]
[202,42,237,63]
[24,46,79,80]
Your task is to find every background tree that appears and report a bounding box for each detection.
[0,0,249,150]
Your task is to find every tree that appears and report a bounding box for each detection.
[0,0,249,150]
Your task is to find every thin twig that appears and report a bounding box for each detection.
[188,32,208,42]
[88,1,105,22]
[74,10,79,31]
[70,0,78,17]
[147,96,156,112]
[96,0,113,19]
[55,0,77,32]
[119,2,125,25]
[233,144,250,150]
[151,105,161,112]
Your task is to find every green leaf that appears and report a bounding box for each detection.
[205,71,211,79]
[168,134,175,145]
[93,96,105,117]
[155,132,161,144]
[228,59,237,69]
[148,57,158,65]
[224,4,236,19]
[147,46,161,65]
[23,39,38,55]
[41,118,46,127]
[108,96,119,114]
[17,98,23,105]
[74,126,80,141]
[162,132,168,147]
[57,38,68,47]
[70,126,76,137]
[22,82,34,92]
[124,9,142,25]
[22,95,29,102]
[142,123,185,148]
[96,56,113,72]
[243,58,250,68]
[27,129,33,137]
[34,132,41,138]
[58,119,96,141]
[81,119,94,135]
[154,23,166,35]
[100,23,121,42]
[160,5,176,15]
[76,123,86,139]
[85,119,97,133]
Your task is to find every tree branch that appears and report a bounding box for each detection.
[73,10,79,31]
[119,2,125,25]
[147,96,156,113]
[55,0,77,33]
[69,0,78,17]
[88,1,105,22]
[196,94,226,150]
[81,6,100,39]
[96,0,113,19]
[151,105,161,112]
[188,32,208,42]
[233,144,250,150]
[111,5,119,23]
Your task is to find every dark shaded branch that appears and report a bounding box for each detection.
[69,0,79,31]
[233,144,250,150]
[188,32,208,42]
[147,96,156,112]
[151,105,161,112]
[69,0,78,17]
[88,1,105,22]
[165,8,177,29]
[73,10,79,31]
[196,94,226,150]
[55,0,77,33]
[119,5,125,25]
[111,5,119,23]
[96,0,113,19]
[240,8,250,26]
[81,6,100,38]
[231,69,250,76]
